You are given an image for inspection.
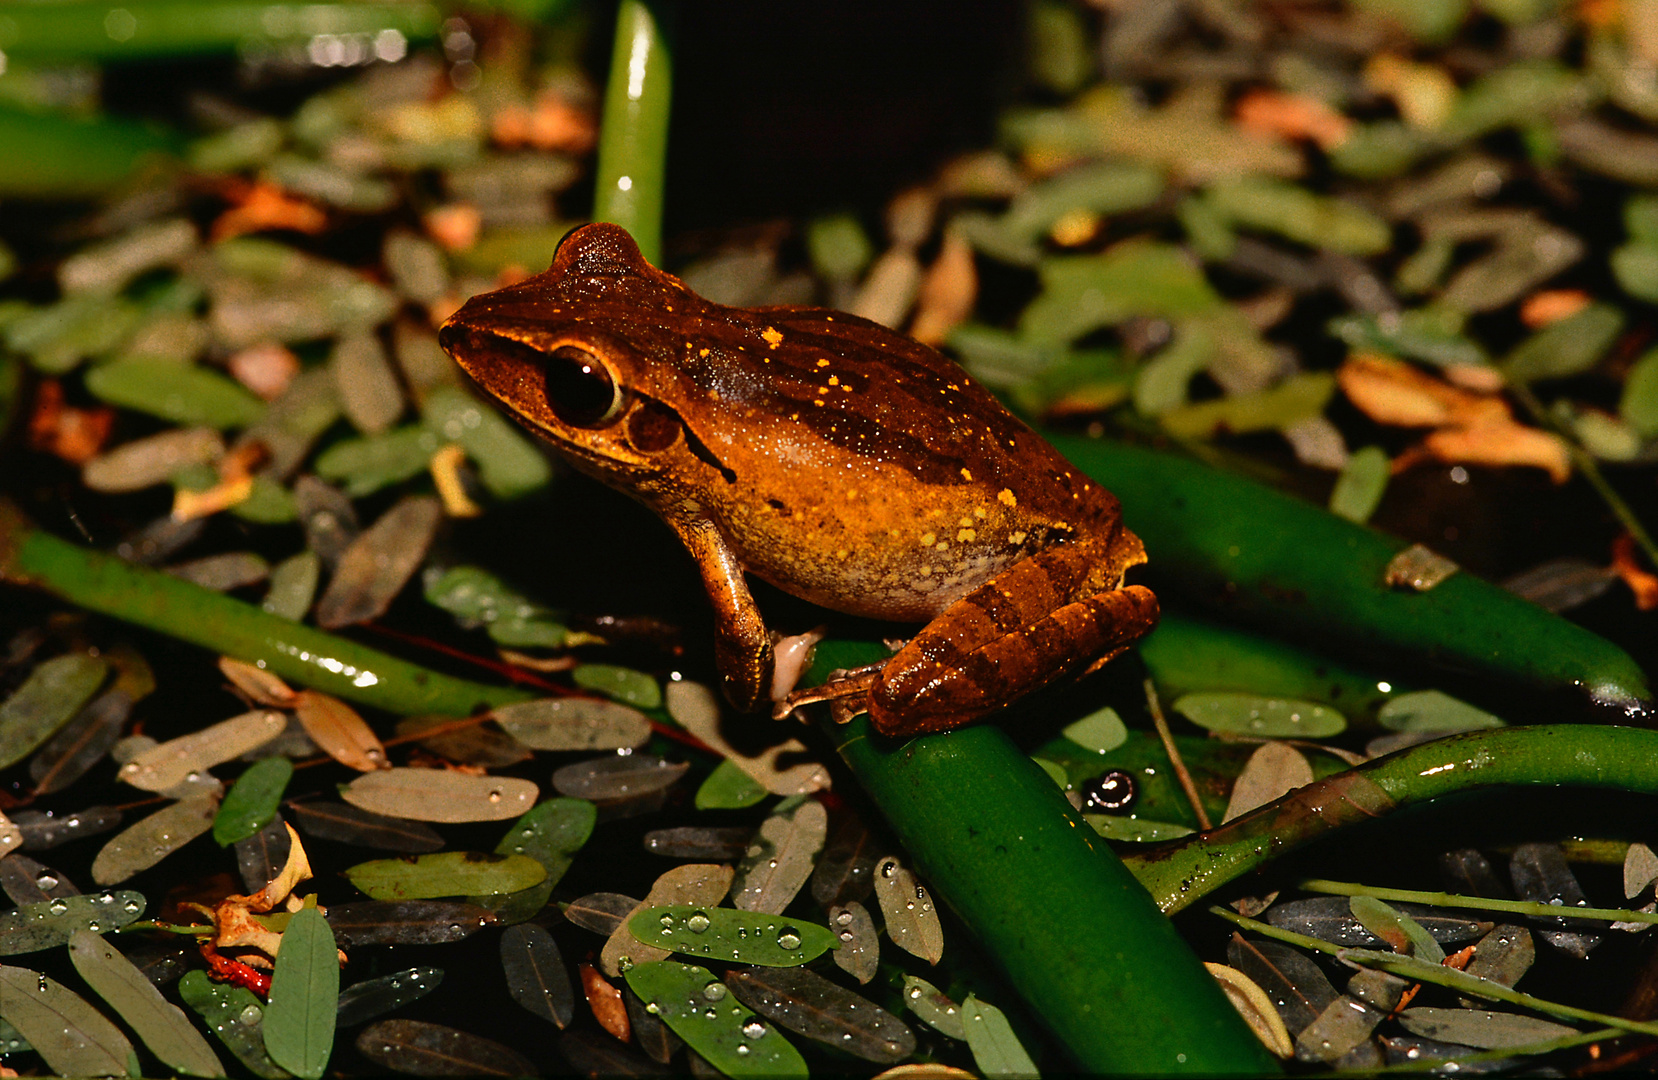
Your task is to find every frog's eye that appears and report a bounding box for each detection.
[544,346,623,427]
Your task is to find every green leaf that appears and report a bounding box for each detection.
[1171,692,1347,738]
[1329,446,1390,524]
[1349,896,1444,963]
[421,386,551,499]
[177,970,287,1080]
[627,906,836,967]
[571,663,661,709]
[1501,303,1625,383]
[1612,243,1658,302]
[961,994,1040,1078]
[84,358,265,428]
[1208,177,1391,255]
[696,759,768,809]
[344,852,547,901]
[1020,240,1221,345]
[805,214,872,282]
[214,757,293,846]
[902,976,966,1039]
[475,798,595,923]
[69,930,225,1077]
[423,565,567,649]
[0,891,146,955]
[1061,706,1128,754]
[313,425,438,497]
[1085,816,1195,842]
[0,965,137,1078]
[0,653,107,770]
[1377,690,1504,732]
[624,961,807,1079]
[262,906,338,1080]
[1158,372,1336,439]
[1619,347,1658,438]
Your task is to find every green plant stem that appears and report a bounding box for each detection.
[1213,907,1658,1040]
[1298,878,1658,925]
[818,640,1278,1076]
[0,1,440,61]
[593,0,674,264]
[1126,725,1658,913]
[0,501,532,716]
[1046,434,1654,722]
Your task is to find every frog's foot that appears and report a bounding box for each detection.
[771,663,884,724]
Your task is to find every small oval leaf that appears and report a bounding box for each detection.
[262,906,338,1080]
[293,692,387,772]
[551,755,687,802]
[118,710,287,792]
[629,906,837,967]
[336,968,444,1028]
[1172,693,1347,738]
[0,964,137,1078]
[214,757,293,847]
[91,797,218,885]
[0,890,145,955]
[725,966,914,1063]
[69,930,224,1077]
[356,1018,535,1077]
[344,852,546,902]
[501,923,574,1030]
[287,800,443,852]
[178,969,287,1080]
[326,901,496,947]
[490,698,652,751]
[874,857,944,966]
[341,769,537,823]
[624,961,807,1079]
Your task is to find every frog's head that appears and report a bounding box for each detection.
[438,223,723,491]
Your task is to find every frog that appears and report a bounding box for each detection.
[438,223,1158,737]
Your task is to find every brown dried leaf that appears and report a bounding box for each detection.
[293,690,388,771]
[1206,963,1294,1059]
[286,800,443,853]
[724,966,915,1063]
[909,231,978,346]
[1234,89,1351,150]
[1611,534,1658,610]
[664,681,830,796]
[1223,742,1315,823]
[830,901,880,984]
[579,963,630,1043]
[118,710,287,792]
[873,856,943,966]
[341,769,538,823]
[733,799,828,915]
[314,495,443,629]
[217,658,298,708]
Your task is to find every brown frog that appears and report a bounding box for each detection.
[438,223,1157,737]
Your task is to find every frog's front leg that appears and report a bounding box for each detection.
[667,518,774,713]
[869,539,1157,737]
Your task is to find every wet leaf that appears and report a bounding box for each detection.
[624,985,681,1064]
[1224,742,1315,822]
[1377,690,1503,732]
[341,769,537,823]
[630,906,836,967]
[325,900,496,946]
[829,901,880,984]
[551,755,687,803]
[726,966,915,1063]
[29,687,131,795]
[644,826,753,861]
[262,905,337,1080]
[1293,993,1381,1063]
[695,759,769,810]
[500,922,573,1029]
[85,357,265,427]
[602,864,735,977]
[336,968,444,1028]
[263,552,320,621]
[178,969,287,1080]
[733,799,827,914]
[624,961,807,1079]
[1266,897,1490,948]
[874,857,944,966]
[332,330,403,435]
[489,697,651,752]
[811,814,880,908]
[1510,843,1600,957]
[214,756,293,847]
[356,1018,535,1077]
[960,994,1038,1078]
[1060,706,1128,754]
[287,800,443,852]
[0,890,145,955]
[1502,557,1615,613]
[314,495,443,629]
[1463,925,1534,1001]
[69,930,224,1077]
[1384,544,1461,590]
[557,1029,669,1077]
[345,852,546,901]
[476,798,595,924]
[570,663,661,709]
[565,892,640,936]
[13,805,122,850]
[0,853,78,906]
[92,797,218,885]
[1501,302,1624,384]
[902,976,965,1039]
[1226,936,1337,1036]
[1395,1007,1577,1049]
[1627,844,1658,899]
[420,386,550,500]
[1205,963,1293,1059]
[1159,372,1337,440]
[0,964,137,1077]
[423,565,567,649]
[580,961,630,1041]
[1087,815,1196,842]
[165,551,270,592]
[1172,692,1347,738]
[0,653,108,770]
[118,710,287,792]
[292,691,387,772]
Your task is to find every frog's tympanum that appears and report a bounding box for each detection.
[439,223,1158,737]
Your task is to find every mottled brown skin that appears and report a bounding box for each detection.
[438,223,1157,736]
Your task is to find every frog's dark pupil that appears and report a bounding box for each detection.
[1080,770,1136,812]
[544,346,619,427]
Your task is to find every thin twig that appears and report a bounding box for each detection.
[1145,678,1212,831]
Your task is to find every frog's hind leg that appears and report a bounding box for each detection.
[772,663,883,724]
[867,542,1158,738]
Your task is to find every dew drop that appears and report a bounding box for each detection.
[880,860,897,878]
[86,920,100,932]
[645,1002,659,1014]
[742,1020,765,1039]
[834,911,852,926]
[122,899,140,914]
[239,1004,262,1025]
[777,927,802,950]
[34,873,57,889]
[659,913,675,929]
[735,1044,751,1056]
[702,983,727,1002]
[488,790,502,803]
[686,911,710,933]
[47,900,68,916]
